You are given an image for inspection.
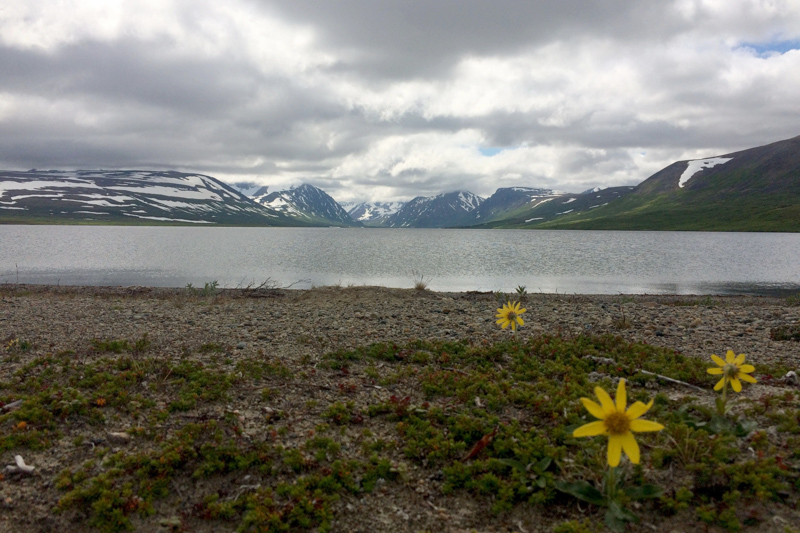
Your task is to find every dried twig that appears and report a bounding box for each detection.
[462,426,499,461]
[638,369,706,393]
[1,399,23,412]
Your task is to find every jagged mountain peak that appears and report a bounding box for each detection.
[231,181,268,197]
[342,201,404,225]
[253,183,360,227]
[384,190,485,228]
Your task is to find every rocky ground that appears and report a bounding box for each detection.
[2,284,800,533]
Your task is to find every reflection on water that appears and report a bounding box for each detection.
[1,226,799,295]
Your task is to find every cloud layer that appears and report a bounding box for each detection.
[1,0,799,202]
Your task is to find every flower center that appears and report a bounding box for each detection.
[604,411,631,435]
[723,363,738,379]
[507,311,517,321]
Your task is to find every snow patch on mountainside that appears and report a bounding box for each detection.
[0,170,282,224]
[251,184,358,226]
[343,201,404,222]
[679,157,733,188]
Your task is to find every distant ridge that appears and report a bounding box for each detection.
[0,170,291,225]
[383,191,484,228]
[341,201,404,226]
[251,184,360,227]
[529,135,800,231]
[3,135,798,231]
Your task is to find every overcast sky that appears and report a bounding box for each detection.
[1,1,799,203]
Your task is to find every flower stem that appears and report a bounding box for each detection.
[717,381,728,416]
[606,466,617,502]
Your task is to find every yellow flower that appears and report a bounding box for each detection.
[707,350,756,392]
[573,379,664,467]
[495,301,526,331]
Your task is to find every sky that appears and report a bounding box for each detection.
[1,1,799,203]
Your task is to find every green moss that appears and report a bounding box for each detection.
[7,332,800,532]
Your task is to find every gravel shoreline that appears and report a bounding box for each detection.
[3,284,800,533]
[3,284,800,372]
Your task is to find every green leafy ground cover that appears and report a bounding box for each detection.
[2,332,800,532]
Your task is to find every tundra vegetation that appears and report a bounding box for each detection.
[2,293,800,532]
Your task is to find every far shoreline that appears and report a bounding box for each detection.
[1,282,796,302]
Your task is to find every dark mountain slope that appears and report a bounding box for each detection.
[532,135,800,231]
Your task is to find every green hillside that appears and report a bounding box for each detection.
[493,135,800,232]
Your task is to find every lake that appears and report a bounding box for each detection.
[1,226,799,295]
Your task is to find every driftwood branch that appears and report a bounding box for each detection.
[5,455,35,475]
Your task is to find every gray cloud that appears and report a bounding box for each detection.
[263,0,685,79]
[0,0,798,202]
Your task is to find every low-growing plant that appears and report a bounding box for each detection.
[411,270,429,291]
[186,280,219,296]
[770,324,800,341]
[558,379,664,532]
[495,301,526,334]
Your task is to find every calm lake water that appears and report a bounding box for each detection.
[1,226,799,295]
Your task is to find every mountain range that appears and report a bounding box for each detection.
[1,135,798,231]
[0,170,295,226]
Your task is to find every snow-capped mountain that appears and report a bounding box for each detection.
[252,184,360,227]
[468,187,563,224]
[231,181,269,198]
[0,170,291,225]
[383,191,485,228]
[341,201,405,225]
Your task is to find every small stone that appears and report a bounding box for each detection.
[236,342,246,349]
[107,432,132,445]
[783,371,798,386]
[160,516,183,530]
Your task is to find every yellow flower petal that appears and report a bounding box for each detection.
[510,321,517,331]
[725,350,736,364]
[626,399,653,420]
[739,373,757,384]
[711,354,726,367]
[518,307,527,314]
[707,367,724,375]
[713,377,726,391]
[580,398,606,420]
[607,435,623,467]
[594,386,616,415]
[517,317,524,326]
[739,364,755,373]
[733,352,746,366]
[615,379,627,412]
[730,377,742,392]
[629,419,665,432]
[573,420,607,437]
[620,432,640,464]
